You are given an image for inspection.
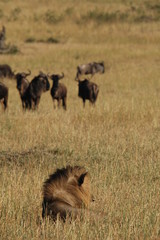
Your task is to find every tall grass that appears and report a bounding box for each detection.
[0,0,160,239]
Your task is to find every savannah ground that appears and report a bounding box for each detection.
[0,0,160,239]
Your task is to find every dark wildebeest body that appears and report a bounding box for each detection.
[77,79,99,107]
[49,72,67,110]
[0,64,15,79]
[42,165,91,221]
[16,71,31,110]
[0,82,8,110]
[75,62,105,80]
[26,72,50,110]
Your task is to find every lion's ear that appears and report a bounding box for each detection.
[78,172,88,186]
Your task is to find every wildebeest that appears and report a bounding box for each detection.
[75,61,105,80]
[49,72,67,110]
[76,78,99,107]
[27,71,50,110]
[0,64,15,79]
[15,70,31,110]
[42,165,91,221]
[0,82,8,110]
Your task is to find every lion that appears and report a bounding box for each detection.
[42,165,92,221]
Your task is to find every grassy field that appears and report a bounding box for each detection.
[0,0,160,239]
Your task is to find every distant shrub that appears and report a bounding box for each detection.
[44,10,63,24]
[79,6,160,25]
[144,3,160,21]
[9,7,21,21]
[65,7,73,16]
[8,45,19,54]
[83,10,117,23]
[81,9,129,24]
[134,15,153,23]
[146,3,160,13]
[25,37,59,44]
[46,37,59,43]
[25,37,36,43]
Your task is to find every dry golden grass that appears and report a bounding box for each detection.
[0,0,160,239]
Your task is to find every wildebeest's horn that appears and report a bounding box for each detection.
[59,72,64,79]
[39,71,45,76]
[75,75,80,82]
[26,69,31,76]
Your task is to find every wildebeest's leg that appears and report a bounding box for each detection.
[35,97,40,109]
[30,99,35,110]
[89,96,95,107]
[22,100,26,110]
[0,100,5,111]
[53,99,56,109]
[57,98,61,108]
[75,71,79,81]
[83,99,85,108]
[3,94,8,110]
[23,100,30,111]
[28,99,32,110]
[31,99,36,110]
[90,100,95,107]
[25,100,29,110]
[62,97,67,110]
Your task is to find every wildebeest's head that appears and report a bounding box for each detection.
[100,62,105,73]
[16,70,31,93]
[49,72,64,87]
[94,61,105,74]
[37,71,50,92]
[0,64,16,79]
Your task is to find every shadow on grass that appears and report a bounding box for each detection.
[0,147,62,167]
